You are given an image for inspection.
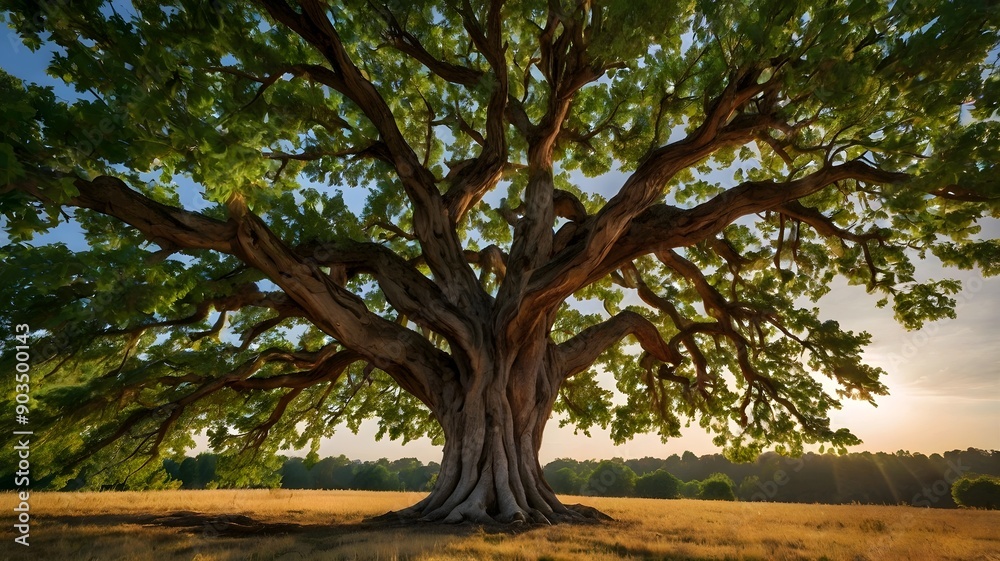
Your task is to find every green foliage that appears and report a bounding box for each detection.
[547,467,585,495]
[680,480,701,499]
[0,0,997,489]
[584,459,637,497]
[737,475,762,501]
[352,464,402,491]
[952,474,1000,510]
[635,469,683,499]
[698,473,737,501]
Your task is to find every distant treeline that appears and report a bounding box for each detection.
[10,448,998,508]
[276,456,439,492]
[544,448,1000,508]
[153,455,440,492]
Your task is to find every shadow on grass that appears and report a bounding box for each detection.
[43,504,611,538]
[44,511,388,538]
[35,511,751,561]
[40,510,544,538]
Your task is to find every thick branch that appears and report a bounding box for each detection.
[518,72,782,323]
[258,0,484,305]
[929,185,999,203]
[6,174,235,252]
[465,244,508,285]
[229,348,361,390]
[28,172,467,393]
[615,264,715,397]
[552,189,588,222]
[63,344,328,474]
[574,161,910,294]
[777,200,884,244]
[441,0,509,223]
[226,195,451,408]
[555,310,683,381]
[373,2,484,87]
[296,239,478,350]
[777,200,888,289]
[496,2,615,329]
[104,283,299,339]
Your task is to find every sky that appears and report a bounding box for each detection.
[1,17,997,467]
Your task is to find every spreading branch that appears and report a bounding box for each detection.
[555,310,684,381]
[519,68,786,321]
[258,0,485,304]
[226,195,450,407]
[576,160,910,293]
[5,174,236,253]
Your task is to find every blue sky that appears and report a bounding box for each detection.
[2,17,997,465]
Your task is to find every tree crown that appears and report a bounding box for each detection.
[1,0,998,487]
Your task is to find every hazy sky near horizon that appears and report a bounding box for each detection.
[1,21,997,466]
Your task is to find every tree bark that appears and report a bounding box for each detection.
[381,346,609,525]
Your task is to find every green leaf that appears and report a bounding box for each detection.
[0,143,24,184]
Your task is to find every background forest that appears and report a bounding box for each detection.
[5,448,997,509]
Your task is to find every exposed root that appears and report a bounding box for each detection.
[367,500,612,528]
[564,503,615,521]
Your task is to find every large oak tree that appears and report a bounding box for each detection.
[1,0,998,523]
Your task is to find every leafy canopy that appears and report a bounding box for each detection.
[0,0,998,487]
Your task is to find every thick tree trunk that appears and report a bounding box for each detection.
[381,356,609,525]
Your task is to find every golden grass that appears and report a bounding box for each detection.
[5,489,1000,560]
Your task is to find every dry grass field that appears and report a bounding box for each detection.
[4,489,999,560]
